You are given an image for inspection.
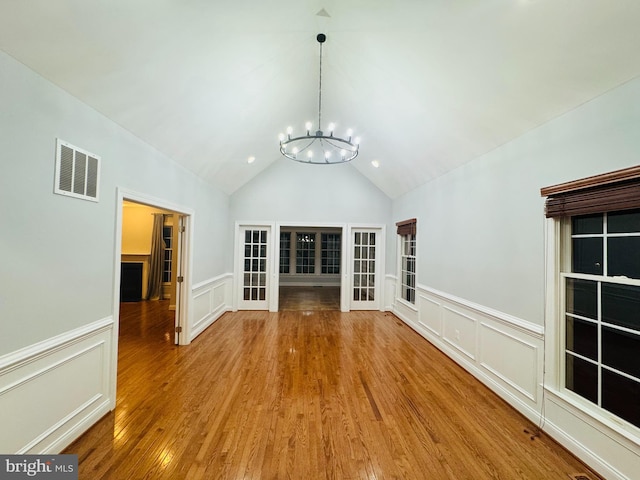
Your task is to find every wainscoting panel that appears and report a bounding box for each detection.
[442,306,477,361]
[0,318,114,454]
[393,285,544,425]
[479,322,538,402]
[393,282,639,480]
[417,293,442,336]
[191,274,233,341]
[544,390,639,480]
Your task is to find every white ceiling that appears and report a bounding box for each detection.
[2,1,640,198]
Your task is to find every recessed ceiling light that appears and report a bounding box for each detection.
[371,160,380,168]
[247,156,256,164]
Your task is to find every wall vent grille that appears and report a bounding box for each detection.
[54,139,100,202]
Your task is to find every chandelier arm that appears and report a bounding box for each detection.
[321,138,359,150]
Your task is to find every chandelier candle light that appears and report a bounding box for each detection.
[279,33,360,164]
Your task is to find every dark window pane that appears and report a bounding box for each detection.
[566,354,598,404]
[608,209,640,233]
[602,369,640,429]
[602,283,640,331]
[245,230,251,243]
[608,237,640,279]
[566,316,598,360]
[572,213,603,234]
[572,237,603,275]
[566,278,598,320]
[244,288,250,300]
[602,327,640,378]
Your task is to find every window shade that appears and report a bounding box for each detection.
[396,218,417,236]
[541,166,640,218]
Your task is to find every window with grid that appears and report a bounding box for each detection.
[162,225,172,283]
[280,232,291,274]
[563,210,640,429]
[353,231,376,302]
[243,229,267,301]
[321,233,341,274]
[542,166,640,432]
[397,218,417,304]
[296,233,316,274]
[400,233,416,304]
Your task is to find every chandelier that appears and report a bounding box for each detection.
[279,33,360,164]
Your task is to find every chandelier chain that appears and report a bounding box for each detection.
[318,41,323,130]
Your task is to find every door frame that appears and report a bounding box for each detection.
[347,225,385,311]
[233,223,274,311]
[234,221,385,312]
[274,222,348,312]
[111,188,194,407]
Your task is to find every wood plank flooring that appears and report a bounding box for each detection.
[278,286,340,311]
[64,300,602,479]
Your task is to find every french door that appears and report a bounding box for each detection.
[238,226,270,310]
[350,228,381,310]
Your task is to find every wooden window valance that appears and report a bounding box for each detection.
[396,218,417,236]
[540,165,640,218]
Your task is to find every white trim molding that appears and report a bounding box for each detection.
[0,317,115,454]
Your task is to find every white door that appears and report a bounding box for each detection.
[239,226,270,310]
[350,229,380,310]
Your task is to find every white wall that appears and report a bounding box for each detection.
[0,51,230,453]
[229,157,391,225]
[391,76,640,479]
[393,77,640,325]
[0,51,229,355]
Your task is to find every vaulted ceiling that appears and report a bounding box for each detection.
[2,1,640,198]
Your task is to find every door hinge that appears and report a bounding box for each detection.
[179,225,185,233]
[177,276,184,283]
[175,326,183,333]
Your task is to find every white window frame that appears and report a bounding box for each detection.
[398,232,416,305]
[545,215,640,442]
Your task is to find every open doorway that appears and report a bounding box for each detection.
[119,200,184,343]
[277,226,342,311]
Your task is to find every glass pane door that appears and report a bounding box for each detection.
[239,227,269,309]
[352,229,379,310]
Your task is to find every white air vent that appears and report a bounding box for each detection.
[54,139,101,202]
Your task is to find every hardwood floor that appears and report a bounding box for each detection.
[64,300,602,479]
[279,286,340,311]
